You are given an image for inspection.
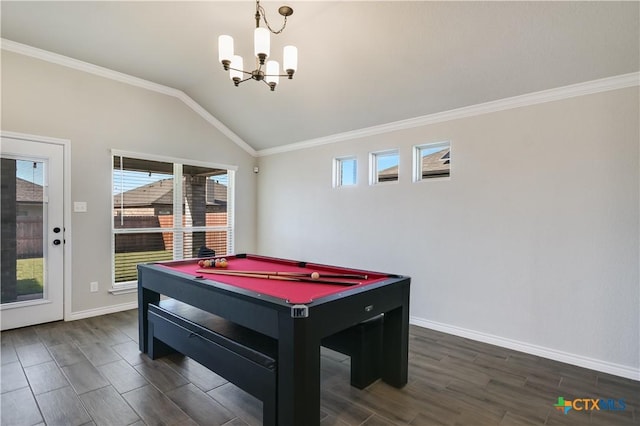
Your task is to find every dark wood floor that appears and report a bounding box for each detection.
[1,309,638,426]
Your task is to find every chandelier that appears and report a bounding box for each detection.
[218,0,298,91]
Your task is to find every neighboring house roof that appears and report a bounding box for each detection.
[378,165,399,180]
[16,177,43,203]
[378,148,450,180]
[421,148,450,174]
[114,178,227,208]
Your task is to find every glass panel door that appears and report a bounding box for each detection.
[1,158,46,304]
[1,136,65,330]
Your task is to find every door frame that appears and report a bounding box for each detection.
[1,130,72,323]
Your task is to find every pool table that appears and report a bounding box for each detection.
[138,253,410,425]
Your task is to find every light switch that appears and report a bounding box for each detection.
[74,201,87,212]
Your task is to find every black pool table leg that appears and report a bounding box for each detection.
[381,299,409,387]
[277,315,321,426]
[138,286,160,353]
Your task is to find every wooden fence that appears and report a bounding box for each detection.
[113,213,229,282]
[114,214,229,254]
[16,217,43,259]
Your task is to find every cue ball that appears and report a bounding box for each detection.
[311,272,320,280]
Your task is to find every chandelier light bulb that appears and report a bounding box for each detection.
[254,27,270,64]
[230,55,244,85]
[218,35,234,68]
[266,60,280,90]
[283,45,297,78]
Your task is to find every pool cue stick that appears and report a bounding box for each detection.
[195,269,360,286]
[196,269,368,280]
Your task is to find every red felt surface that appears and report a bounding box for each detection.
[160,256,389,304]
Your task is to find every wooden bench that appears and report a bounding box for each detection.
[322,315,384,389]
[147,299,278,425]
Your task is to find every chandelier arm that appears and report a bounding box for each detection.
[236,76,254,85]
[227,66,254,76]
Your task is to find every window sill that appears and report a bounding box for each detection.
[108,283,137,296]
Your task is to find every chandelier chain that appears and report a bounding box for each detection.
[257,2,288,34]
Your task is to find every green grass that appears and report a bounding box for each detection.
[14,252,173,292]
[115,250,173,282]
[16,258,44,296]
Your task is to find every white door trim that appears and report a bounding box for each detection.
[1,130,72,322]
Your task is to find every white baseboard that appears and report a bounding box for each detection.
[67,301,138,321]
[410,316,639,381]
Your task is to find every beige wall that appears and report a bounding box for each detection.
[1,50,258,314]
[256,87,640,375]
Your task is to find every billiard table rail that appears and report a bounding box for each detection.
[147,259,406,310]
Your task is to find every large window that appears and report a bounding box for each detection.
[112,153,235,287]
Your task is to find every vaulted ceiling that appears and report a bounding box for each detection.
[2,1,638,152]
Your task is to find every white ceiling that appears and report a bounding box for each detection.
[2,1,638,152]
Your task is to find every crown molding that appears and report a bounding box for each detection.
[1,38,257,157]
[3,38,637,159]
[257,72,640,157]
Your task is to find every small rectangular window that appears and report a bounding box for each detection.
[414,142,450,181]
[370,150,399,184]
[333,156,357,187]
